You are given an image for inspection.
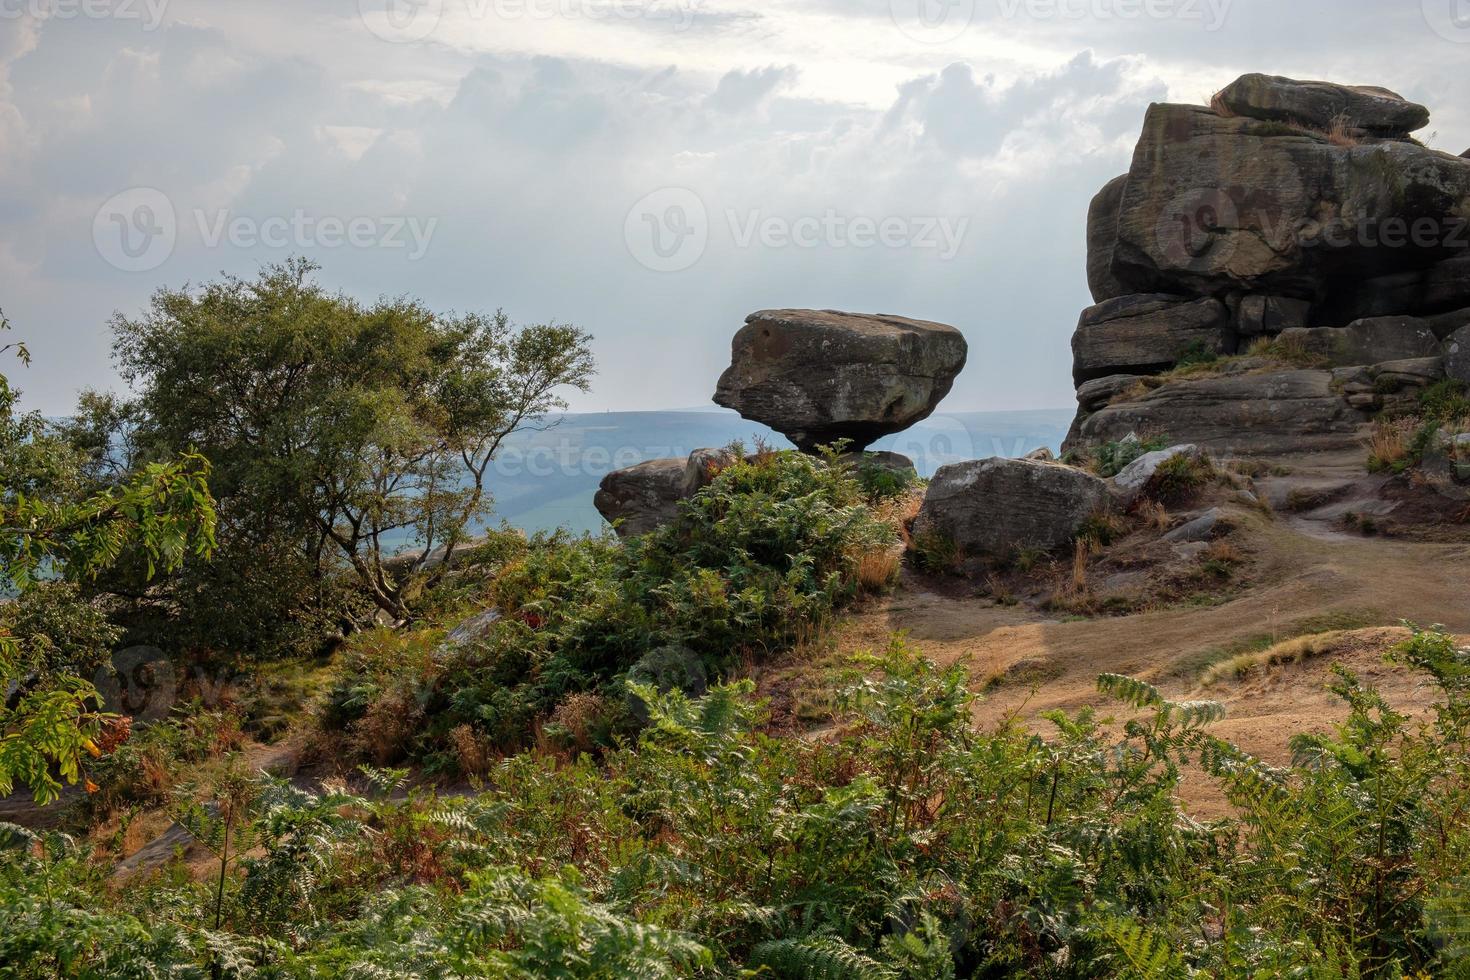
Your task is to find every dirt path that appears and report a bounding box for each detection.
[830,492,1470,813]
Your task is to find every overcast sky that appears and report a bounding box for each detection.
[3,0,1469,416]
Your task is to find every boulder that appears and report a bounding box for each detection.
[1072,294,1230,384]
[1448,325,1470,386]
[1108,103,1470,298]
[1109,444,1202,508]
[1237,294,1311,336]
[1214,74,1429,137]
[1087,174,1131,302]
[1162,507,1224,543]
[1076,373,1145,412]
[593,458,687,537]
[714,309,968,452]
[1076,370,1365,456]
[1276,316,1441,366]
[844,450,919,482]
[440,608,502,653]
[915,457,1110,558]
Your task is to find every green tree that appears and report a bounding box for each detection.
[0,315,217,803]
[110,258,594,631]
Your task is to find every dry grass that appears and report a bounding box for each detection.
[1203,539,1245,565]
[1324,112,1361,148]
[543,692,609,756]
[1137,499,1171,532]
[1069,539,1092,595]
[1366,416,1417,471]
[856,548,901,593]
[448,723,493,779]
[1200,630,1353,687]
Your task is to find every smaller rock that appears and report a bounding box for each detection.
[1086,174,1130,303]
[1162,508,1223,543]
[1076,374,1145,412]
[1022,447,1055,462]
[1456,433,1470,458]
[1109,444,1202,509]
[625,645,709,723]
[1214,73,1429,136]
[1237,295,1311,336]
[1173,541,1210,560]
[594,458,688,537]
[441,608,502,650]
[1425,308,1470,341]
[915,457,1111,558]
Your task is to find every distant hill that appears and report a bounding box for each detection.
[484,408,1073,535]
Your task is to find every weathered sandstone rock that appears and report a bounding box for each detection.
[1214,74,1429,137]
[714,309,968,452]
[594,458,687,537]
[1076,370,1365,456]
[1109,444,1203,508]
[1448,325,1470,386]
[1237,294,1312,336]
[1072,294,1231,384]
[1277,316,1441,366]
[1086,174,1131,303]
[915,458,1109,557]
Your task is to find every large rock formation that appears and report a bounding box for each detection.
[915,457,1109,557]
[714,309,968,452]
[1067,73,1470,458]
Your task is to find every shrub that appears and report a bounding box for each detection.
[1094,435,1168,478]
[327,450,896,756]
[12,627,1470,976]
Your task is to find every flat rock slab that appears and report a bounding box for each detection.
[1072,294,1230,384]
[593,457,687,537]
[1278,317,1442,367]
[1077,370,1366,456]
[1215,73,1429,136]
[714,309,968,452]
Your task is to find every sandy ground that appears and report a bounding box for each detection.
[827,491,1470,814]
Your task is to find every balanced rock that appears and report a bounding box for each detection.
[1072,294,1230,384]
[1076,374,1145,412]
[915,457,1109,558]
[1214,74,1429,137]
[593,458,687,537]
[714,309,968,452]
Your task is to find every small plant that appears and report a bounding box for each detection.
[1095,435,1169,478]
[911,528,962,575]
[1145,452,1214,504]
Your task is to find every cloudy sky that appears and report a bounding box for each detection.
[3,0,1469,416]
